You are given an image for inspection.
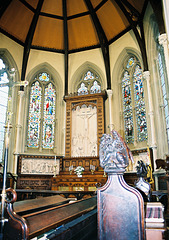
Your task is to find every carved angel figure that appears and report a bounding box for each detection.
[99,130,134,172]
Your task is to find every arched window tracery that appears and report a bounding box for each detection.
[77,70,101,95]
[0,58,9,161]
[157,40,169,146]
[27,72,56,150]
[122,56,148,144]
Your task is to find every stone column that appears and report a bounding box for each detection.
[143,71,157,169]
[162,1,169,41]
[13,90,25,174]
[158,33,169,86]
[106,89,114,132]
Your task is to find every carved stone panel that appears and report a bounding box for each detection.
[64,92,106,157]
[71,104,97,157]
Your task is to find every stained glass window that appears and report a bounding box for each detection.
[122,71,134,143]
[77,70,101,95]
[0,58,9,161]
[27,81,42,148]
[126,57,134,69]
[133,65,147,141]
[84,71,94,80]
[78,83,88,95]
[39,72,49,82]
[90,81,101,94]
[27,72,56,150]
[122,57,147,143]
[43,83,56,148]
[158,49,169,145]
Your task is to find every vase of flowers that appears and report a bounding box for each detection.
[74,166,84,177]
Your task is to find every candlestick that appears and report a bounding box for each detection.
[53,156,57,178]
[90,164,95,174]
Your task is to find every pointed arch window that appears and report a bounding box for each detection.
[77,70,101,95]
[27,72,56,150]
[157,42,169,145]
[122,56,148,144]
[0,58,12,161]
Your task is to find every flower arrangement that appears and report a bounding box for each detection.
[74,166,84,177]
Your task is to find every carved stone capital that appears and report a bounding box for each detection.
[158,33,168,46]
[143,71,150,81]
[106,89,113,97]
[18,90,25,98]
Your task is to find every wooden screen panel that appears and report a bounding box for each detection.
[64,92,106,158]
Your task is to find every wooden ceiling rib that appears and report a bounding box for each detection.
[96,1,129,40]
[41,0,63,16]
[0,0,146,51]
[127,0,144,13]
[0,0,33,42]
[68,15,99,50]
[67,0,88,17]
[25,0,39,9]
[90,0,104,8]
[32,16,64,50]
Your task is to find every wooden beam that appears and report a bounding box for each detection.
[120,0,140,18]
[149,0,166,34]
[84,0,111,89]
[21,0,44,82]
[63,0,69,96]
[0,0,12,18]
[140,0,149,19]
[113,0,148,71]
[0,27,24,46]
[67,11,89,20]
[40,12,63,20]
[19,0,35,12]
[95,0,108,11]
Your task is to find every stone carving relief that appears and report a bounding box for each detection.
[71,104,97,157]
[21,158,60,175]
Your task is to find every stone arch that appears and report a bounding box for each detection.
[26,62,63,94]
[111,47,148,148]
[70,61,106,93]
[0,48,20,81]
[24,62,64,154]
[112,47,143,85]
[145,12,169,158]
[0,48,19,171]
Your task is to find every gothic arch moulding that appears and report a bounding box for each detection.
[111,47,147,150]
[69,61,106,94]
[0,48,20,81]
[26,62,63,94]
[24,62,64,155]
[112,47,143,84]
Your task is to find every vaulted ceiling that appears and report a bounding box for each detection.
[0,0,149,93]
[0,0,147,53]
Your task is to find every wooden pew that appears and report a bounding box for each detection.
[13,188,96,201]
[1,188,97,240]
